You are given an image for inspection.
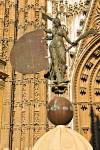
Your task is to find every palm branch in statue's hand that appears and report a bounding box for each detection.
[66,28,98,52]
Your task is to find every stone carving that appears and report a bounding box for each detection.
[72,36,100,140]
[0,0,47,150]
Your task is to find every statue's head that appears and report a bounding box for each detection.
[53,17,61,27]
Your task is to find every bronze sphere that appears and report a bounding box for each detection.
[47,96,73,125]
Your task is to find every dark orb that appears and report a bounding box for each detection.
[47,96,73,125]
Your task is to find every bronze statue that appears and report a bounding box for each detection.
[44,17,77,84]
[42,13,97,93]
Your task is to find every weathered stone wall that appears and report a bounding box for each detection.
[72,0,100,141]
[0,0,47,150]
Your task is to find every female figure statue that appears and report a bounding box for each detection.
[44,17,76,84]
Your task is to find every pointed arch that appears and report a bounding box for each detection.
[72,35,100,140]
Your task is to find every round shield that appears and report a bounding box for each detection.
[10,29,48,74]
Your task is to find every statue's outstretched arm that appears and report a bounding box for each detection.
[65,36,73,45]
[63,29,73,45]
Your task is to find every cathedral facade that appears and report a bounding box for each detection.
[0,0,100,149]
